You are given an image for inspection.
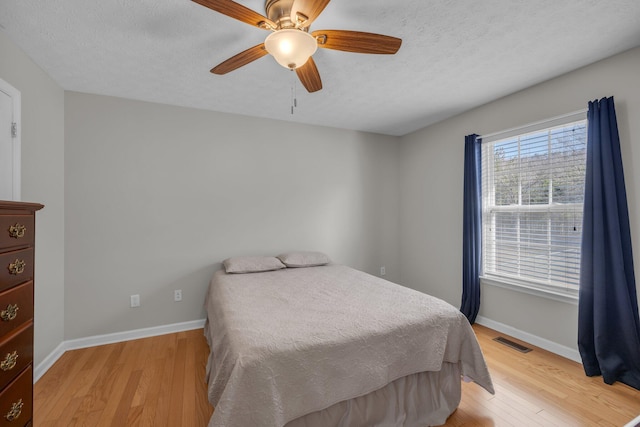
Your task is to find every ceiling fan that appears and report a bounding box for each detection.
[192,0,402,93]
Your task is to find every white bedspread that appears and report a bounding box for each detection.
[204,265,494,427]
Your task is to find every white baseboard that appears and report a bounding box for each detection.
[34,341,67,383]
[34,319,206,383]
[476,315,581,363]
[624,414,640,427]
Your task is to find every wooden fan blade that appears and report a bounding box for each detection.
[312,30,402,54]
[192,0,275,30]
[290,0,331,28]
[296,57,322,93]
[211,44,268,74]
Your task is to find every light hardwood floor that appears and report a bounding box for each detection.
[34,325,640,426]
[34,329,213,426]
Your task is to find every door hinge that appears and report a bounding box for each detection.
[11,122,17,138]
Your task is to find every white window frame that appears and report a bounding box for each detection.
[479,111,587,304]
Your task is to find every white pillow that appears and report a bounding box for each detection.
[277,251,331,268]
[223,256,286,274]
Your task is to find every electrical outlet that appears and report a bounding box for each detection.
[130,294,140,307]
[174,289,182,302]
[380,266,386,276]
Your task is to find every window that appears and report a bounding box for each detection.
[481,114,587,299]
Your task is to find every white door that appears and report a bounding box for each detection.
[0,78,20,201]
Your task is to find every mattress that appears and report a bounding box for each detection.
[204,264,494,427]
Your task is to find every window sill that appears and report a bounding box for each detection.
[480,275,579,305]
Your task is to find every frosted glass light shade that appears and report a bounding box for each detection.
[265,29,317,69]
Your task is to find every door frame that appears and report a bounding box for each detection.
[0,77,21,201]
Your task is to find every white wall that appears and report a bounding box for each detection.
[0,31,65,366]
[64,92,400,340]
[399,47,640,351]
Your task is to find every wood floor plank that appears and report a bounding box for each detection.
[138,356,167,426]
[110,369,143,427]
[153,335,178,427]
[34,326,640,426]
[167,338,187,427]
[182,335,198,426]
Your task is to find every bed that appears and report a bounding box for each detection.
[204,255,494,427]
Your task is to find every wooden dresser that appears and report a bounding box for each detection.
[0,201,43,427]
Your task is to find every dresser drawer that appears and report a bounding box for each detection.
[0,324,32,391]
[0,365,32,427]
[0,251,33,294]
[0,217,34,252]
[0,283,33,339]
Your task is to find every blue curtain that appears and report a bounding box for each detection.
[461,134,482,324]
[578,96,640,390]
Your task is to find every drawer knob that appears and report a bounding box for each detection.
[8,224,26,239]
[7,259,25,275]
[0,304,18,322]
[0,351,17,371]
[4,399,22,422]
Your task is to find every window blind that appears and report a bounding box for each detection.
[481,119,587,293]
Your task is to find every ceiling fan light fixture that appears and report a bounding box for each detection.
[265,29,317,70]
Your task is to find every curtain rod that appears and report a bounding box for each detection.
[477,108,588,141]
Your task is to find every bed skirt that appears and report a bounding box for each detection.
[285,362,462,427]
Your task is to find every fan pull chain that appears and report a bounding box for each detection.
[290,70,298,115]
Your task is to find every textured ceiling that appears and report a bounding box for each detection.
[1,1,639,136]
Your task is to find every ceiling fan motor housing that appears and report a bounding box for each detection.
[266,0,306,30]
